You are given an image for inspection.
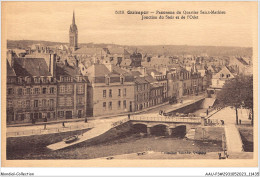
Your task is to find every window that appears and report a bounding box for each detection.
[118,89,121,96]
[103,90,106,98]
[22,101,26,108]
[123,88,126,96]
[18,88,23,95]
[118,101,121,109]
[34,100,38,108]
[42,99,46,107]
[77,85,84,94]
[103,102,106,110]
[58,111,64,118]
[8,88,13,95]
[26,77,31,84]
[17,101,22,108]
[50,87,55,94]
[26,88,31,95]
[50,99,54,108]
[120,77,124,84]
[42,77,47,83]
[67,85,73,93]
[25,100,30,108]
[42,87,47,94]
[66,97,73,106]
[59,86,65,94]
[18,77,23,84]
[109,102,112,110]
[123,100,126,109]
[7,100,13,108]
[106,77,110,85]
[34,88,40,94]
[109,89,112,97]
[34,77,40,83]
[77,97,83,105]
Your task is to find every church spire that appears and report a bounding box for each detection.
[72,11,75,25]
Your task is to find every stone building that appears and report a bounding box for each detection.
[86,63,135,117]
[134,76,150,111]
[6,55,57,124]
[56,62,88,119]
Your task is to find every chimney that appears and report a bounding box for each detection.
[49,54,57,77]
[140,67,146,76]
[65,59,69,66]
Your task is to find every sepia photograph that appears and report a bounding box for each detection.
[1,1,258,171]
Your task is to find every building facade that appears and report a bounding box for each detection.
[87,63,135,117]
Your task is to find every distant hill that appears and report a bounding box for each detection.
[7,40,252,57]
[128,45,252,57]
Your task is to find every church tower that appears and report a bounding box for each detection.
[69,11,78,51]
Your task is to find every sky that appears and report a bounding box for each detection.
[2,1,257,47]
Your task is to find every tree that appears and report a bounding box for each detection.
[216,75,253,125]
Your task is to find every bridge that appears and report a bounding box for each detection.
[130,115,205,136]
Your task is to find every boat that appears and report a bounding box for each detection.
[64,135,79,144]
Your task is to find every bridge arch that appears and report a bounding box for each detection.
[150,124,168,136]
[131,123,148,134]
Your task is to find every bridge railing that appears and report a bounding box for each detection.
[130,116,201,123]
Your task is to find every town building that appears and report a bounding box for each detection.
[6,53,57,124]
[56,61,88,119]
[133,76,150,111]
[207,66,235,97]
[86,63,135,117]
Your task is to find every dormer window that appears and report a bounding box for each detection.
[120,76,124,84]
[105,75,110,85]
[18,77,23,84]
[25,77,31,84]
[34,77,40,83]
[41,77,47,83]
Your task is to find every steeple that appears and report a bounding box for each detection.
[72,11,75,25]
[69,11,78,51]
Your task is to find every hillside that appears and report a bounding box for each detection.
[7,40,252,57]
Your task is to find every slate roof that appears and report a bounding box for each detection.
[7,60,16,77]
[130,71,142,77]
[87,64,134,83]
[87,64,110,78]
[144,75,157,83]
[73,47,107,55]
[13,58,51,77]
[236,57,249,65]
[135,76,149,84]
[147,69,162,75]
[108,48,130,55]
[56,63,81,77]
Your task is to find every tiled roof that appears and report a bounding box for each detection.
[13,58,51,77]
[7,60,16,77]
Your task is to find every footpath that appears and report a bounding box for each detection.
[209,107,244,152]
